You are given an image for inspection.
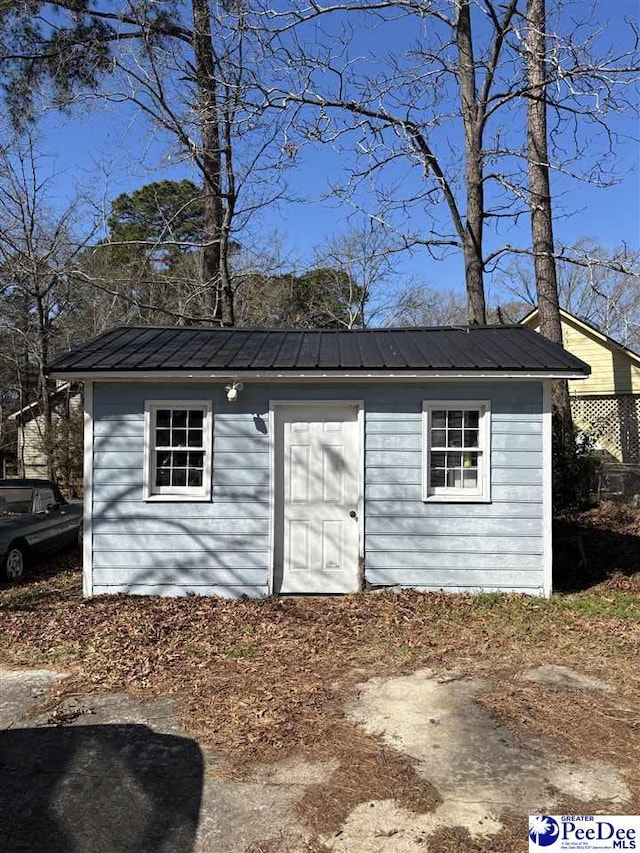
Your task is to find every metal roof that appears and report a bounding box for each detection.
[47,324,591,375]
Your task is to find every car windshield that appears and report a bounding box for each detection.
[0,488,33,516]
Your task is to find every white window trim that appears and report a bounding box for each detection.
[422,400,491,503]
[143,400,213,502]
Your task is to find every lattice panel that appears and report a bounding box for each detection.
[571,394,640,463]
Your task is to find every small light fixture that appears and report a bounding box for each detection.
[225,381,244,402]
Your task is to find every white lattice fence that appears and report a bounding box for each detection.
[571,394,640,463]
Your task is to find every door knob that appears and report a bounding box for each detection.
[349,510,357,518]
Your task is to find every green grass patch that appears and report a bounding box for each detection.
[222,640,257,659]
[184,642,209,658]
[557,591,640,621]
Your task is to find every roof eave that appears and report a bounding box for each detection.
[49,368,590,382]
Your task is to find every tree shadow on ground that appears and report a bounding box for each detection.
[0,723,203,853]
[28,546,82,580]
[553,514,640,593]
[0,552,82,612]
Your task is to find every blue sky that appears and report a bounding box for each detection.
[32,0,640,308]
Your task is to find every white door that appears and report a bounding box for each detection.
[274,405,360,594]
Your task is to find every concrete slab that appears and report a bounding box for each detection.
[30,692,185,736]
[0,668,65,729]
[323,799,501,853]
[0,671,315,853]
[195,770,309,853]
[0,665,631,853]
[337,669,630,851]
[522,664,614,693]
[1,721,206,852]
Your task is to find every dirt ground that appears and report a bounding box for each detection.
[1,503,639,852]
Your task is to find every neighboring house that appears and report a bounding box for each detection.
[49,325,589,599]
[9,383,83,481]
[521,308,640,463]
[0,450,17,479]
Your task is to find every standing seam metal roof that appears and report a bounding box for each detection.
[47,325,591,374]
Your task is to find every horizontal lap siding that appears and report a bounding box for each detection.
[94,533,269,550]
[362,382,544,594]
[92,501,269,519]
[92,584,265,598]
[94,519,268,535]
[92,380,544,597]
[92,383,271,596]
[93,568,267,586]
[93,550,268,570]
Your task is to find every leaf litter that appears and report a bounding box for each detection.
[0,507,639,849]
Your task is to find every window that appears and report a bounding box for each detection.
[0,487,33,516]
[34,488,56,513]
[144,401,212,500]
[422,401,491,502]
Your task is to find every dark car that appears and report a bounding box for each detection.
[0,479,83,582]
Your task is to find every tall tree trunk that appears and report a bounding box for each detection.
[526,0,571,410]
[219,96,235,326]
[462,155,486,326]
[527,0,576,506]
[192,0,234,326]
[34,285,54,480]
[526,0,562,348]
[456,0,487,325]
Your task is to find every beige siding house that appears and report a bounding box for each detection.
[521,308,640,462]
[10,383,83,482]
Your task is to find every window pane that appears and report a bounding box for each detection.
[188,451,204,469]
[188,469,203,487]
[431,451,446,468]
[151,405,209,493]
[464,410,479,428]
[0,487,33,515]
[173,410,187,428]
[431,429,446,447]
[172,429,187,447]
[426,406,485,495]
[430,468,446,487]
[172,468,187,487]
[447,468,462,488]
[156,468,171,487]
[464,429,479,448]
[448,429,463,448]
[188,429,203,447]
[463,469,478,488]
[156,429,171,447]
[151,405,210,493]
[189,410,204,428]
[40,489,55,509]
